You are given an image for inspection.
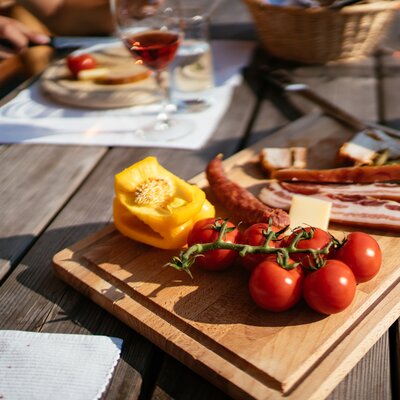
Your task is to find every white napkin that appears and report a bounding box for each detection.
[0,41,255,149]
[0,330,123,400]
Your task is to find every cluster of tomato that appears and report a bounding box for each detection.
[186,218,382,315]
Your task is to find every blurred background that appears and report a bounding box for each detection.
[0,0,253,97]
[2,0,400,97]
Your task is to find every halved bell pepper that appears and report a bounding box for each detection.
[115,156,206,232]
[113,157,215,249]
[113,197,214,249]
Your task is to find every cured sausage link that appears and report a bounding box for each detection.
[272,164,400,183]
[206,155,290,228]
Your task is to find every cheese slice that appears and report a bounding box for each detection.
[289,195,332,231]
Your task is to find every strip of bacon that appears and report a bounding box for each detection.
[259,180,400,232]
[272,164,400,183]
[280,181,400,202]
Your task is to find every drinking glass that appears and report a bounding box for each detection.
[171,6,214,93]
[109,0,192,141]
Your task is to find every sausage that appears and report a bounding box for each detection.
[272,164,400,183]
[206,154,290,228]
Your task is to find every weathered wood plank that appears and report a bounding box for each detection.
[151,357,230,400]
[0,145,106,280]
[238,49,378,149]
[393,320,400,399]
[282,60,378,126]
[0,145,8,156]
[328,334,392,400]
[379,51,400,129]
[244,97,291,148]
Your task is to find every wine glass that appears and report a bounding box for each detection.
[109,0,192,141]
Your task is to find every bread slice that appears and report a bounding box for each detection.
[259,147,307,176]
[77,68,111,81]
[337,129,400,166]
[337,141,377,166]
[77,63,151,85]
[73,45,152,85]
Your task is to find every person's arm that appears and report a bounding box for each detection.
[0,14,50,58]
[18,0,113,36]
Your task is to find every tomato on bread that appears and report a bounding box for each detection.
[67,52,151,85]
[67,53,97,77]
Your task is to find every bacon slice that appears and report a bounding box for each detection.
[280,181,400,202]
[272,164,400,183]
[259,180,400,232]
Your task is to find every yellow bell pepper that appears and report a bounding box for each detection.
[113,197,214,249]
[113,156,215,249]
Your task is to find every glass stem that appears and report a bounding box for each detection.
[155,70,172,129]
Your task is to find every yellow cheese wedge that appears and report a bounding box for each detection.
[289,195,332,231]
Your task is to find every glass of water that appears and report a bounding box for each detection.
[171,6,214,93]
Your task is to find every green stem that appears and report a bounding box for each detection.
[167,221,334,276]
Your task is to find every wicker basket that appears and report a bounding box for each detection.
[242,0,400,64]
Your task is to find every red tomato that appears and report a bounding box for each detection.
[66,53,97,77]
[187,218,240,271]
[303,260,356,315]
[332,232,382,283]
[241,223,282,271]
[283,227,332,269]
[249,258,303,312]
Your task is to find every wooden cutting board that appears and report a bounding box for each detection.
[40,44,158,109]
[53,112,400,400]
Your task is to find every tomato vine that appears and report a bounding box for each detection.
[167,219,334,277]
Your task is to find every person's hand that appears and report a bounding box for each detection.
[0,15,50,59]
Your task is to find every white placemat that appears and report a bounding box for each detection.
[0,330,123,400]
[0,40,255,149]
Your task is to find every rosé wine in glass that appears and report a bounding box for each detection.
[110,0,192,141]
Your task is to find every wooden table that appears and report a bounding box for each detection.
[0,2,399,399]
